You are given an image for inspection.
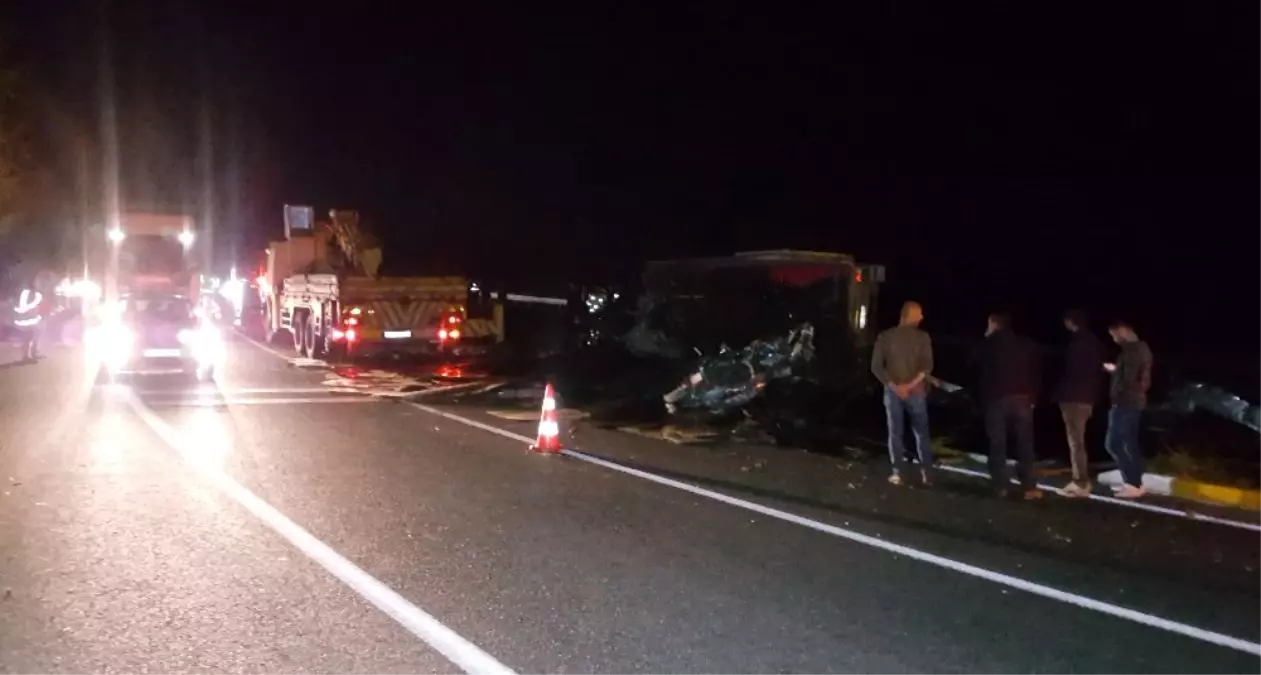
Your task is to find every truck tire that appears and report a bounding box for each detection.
[291,311,307,354]
[304,314,324,360]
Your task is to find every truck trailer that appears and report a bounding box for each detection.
[259,207,504,360]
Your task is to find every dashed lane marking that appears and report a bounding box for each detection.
[140,396,380,407]
[123,389,516,675]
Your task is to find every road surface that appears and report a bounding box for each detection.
[0,333,1257,673]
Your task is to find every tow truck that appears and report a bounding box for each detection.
[259,206,504,360]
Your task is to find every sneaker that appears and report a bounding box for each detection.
[1061,482,1092,498]
[1115,484,1146,499]
[888,473,904,486]
[1021,488,1043,501]
[1110,483,1126,493]
[919,469,932,487]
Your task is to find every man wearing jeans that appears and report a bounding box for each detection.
[974,312,1042,500]
[870,301,934,486]
[1054,310,1106,497]
[1103,320,1153,499]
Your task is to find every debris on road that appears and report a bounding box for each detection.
[487,408,588,422]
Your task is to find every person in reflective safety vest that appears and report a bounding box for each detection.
[13,288,44,361]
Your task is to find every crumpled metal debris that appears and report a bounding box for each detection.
[662,324,815,414]
[1166,383,1260,433]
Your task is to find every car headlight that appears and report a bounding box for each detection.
[92,324,133,370]
[192,325,223,365]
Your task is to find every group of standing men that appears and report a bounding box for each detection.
[870,302,1153,500]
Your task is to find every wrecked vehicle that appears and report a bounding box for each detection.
[663,323,816,413]
[627,249,885,367]
[1166,382,1260,433]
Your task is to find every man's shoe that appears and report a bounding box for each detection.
[919,469,932,487]
[888,473,904,486]
[1115,484,1146,499]
[1061,482,1092,498]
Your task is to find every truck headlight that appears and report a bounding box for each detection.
[91,324,133,371]
[193,325,223,365]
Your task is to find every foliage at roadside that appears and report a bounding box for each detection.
[0,47,28,238]
[1150,444,1260,490]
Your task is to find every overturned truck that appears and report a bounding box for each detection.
[628,250,886,413]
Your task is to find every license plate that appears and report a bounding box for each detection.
[142,348,182,358]
[384,330,412,339]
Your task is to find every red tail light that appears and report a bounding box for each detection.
[438,328,449,340]
[448,329,460,340]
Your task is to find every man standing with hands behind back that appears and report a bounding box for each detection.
[871,301,935,486]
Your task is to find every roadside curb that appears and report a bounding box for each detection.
[1096,470,1261,512]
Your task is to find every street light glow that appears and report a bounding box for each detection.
[107,228,125,243]
[179,231,195,247]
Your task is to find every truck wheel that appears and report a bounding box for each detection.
[304,315,324,360]
[292,313,307,354]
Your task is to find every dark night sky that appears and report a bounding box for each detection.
[5,1,1258,353]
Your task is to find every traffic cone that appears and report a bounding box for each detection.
[530,383,562,454]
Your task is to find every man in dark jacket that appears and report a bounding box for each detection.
[1054,310,1106,497]
[974,312,1042,499]
[1103,320,1153,499]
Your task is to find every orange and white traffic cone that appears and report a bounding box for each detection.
[530,383,562,454]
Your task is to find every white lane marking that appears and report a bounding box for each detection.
[141,397,379,407]
[124,391,516,675]
[404,401,1261,658]
[234,328,1261,540]
[238,332,299,361]
[936,464,1261,534]
[129,387,346,396]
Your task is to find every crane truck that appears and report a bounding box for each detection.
[259,206,504,360]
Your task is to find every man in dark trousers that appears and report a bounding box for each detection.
[1103,320,1153,499]
[1054,309,1106,497]
[870,301,935,486]
[974,312,1042,499]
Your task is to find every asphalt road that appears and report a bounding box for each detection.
[0,333,1257,673]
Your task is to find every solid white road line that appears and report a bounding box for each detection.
[404,401,1261,658]
[936,464,1261,533]
[124,391,516,675]
[129,387,339,396]
[238,332,300,362]
[238,337,1261,656]
[141,396,379,407]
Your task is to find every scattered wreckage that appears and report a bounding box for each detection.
[663,323,816,414]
